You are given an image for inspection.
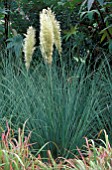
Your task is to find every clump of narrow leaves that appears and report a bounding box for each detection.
[0,122,112,170]
[0,121,67,169]
[0,121,37,170]
[64,130,112,170]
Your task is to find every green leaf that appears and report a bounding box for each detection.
[80,10,100,20]
[88,0,95,11]
[80,58,85,63]
[101,25,112,32]
[103,2,112,7]
[100,31,108,42]
[80,11,87,19]
[0,25,4,32]
[100,25,112,41]
[109,40,112,54]
[0,7,7,15]
[73,57,79,62]
[97,0,104,6]
[63,26,78,41]
[87,11,94,20]
[7,34,23,57]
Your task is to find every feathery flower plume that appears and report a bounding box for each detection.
[47,8,62,55]
[40,9,54,64]
[23,26,36,71]
[39,8,62,64]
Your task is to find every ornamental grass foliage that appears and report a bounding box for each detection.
[0,49,111,159]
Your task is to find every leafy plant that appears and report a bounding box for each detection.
[80,0,112,54]
[0,121,65,169]
[0,7,7,47]
[0,121,37,169]
[69,130,112,170]
[87,0,105,11]
[6,34,23,58]
[0,121,112,169]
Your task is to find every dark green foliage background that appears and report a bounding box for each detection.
[0,0,112,62]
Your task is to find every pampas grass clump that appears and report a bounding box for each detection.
[23,26,36,71]
[40,8,62,64]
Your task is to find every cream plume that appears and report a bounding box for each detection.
[23,26,36,71]
[40,8,62,64]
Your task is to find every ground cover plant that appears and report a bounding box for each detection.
[0,122,112,169]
